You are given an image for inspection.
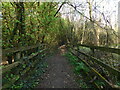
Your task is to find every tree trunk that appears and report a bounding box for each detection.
[87,0,99,46]
[12,2,25,45]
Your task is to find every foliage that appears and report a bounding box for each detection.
[116,81,120,86]
[3,59,48,89]
[78,46,91,54]
[2,1,119,89]
[94,80,105,87]
[75,62,89,74]
[77,80,89,88]
[2,2,69,49]
[64,52,78,65]
[64,52,89,74]
[64,52,91,88]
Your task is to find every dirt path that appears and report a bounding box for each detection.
[37,50,79,88]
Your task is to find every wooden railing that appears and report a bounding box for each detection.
[2,44,44,55]
[72,43,120,55]
[2,44,45,64]
[67,44,120,88]
[1,44,48,88]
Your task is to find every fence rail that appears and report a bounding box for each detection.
[2,44,46,64]
[70,43,120,55]
[74,49,120,76]
[2,43,45,55]
[2,44,48,88]
[68,44,120,88]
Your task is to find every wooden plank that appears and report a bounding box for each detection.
[70,50,120,88]
[2,49,47,88]
[1,61,21,75]
[2,44,45,55]
[1,49,47,75]
[74,49,120,77]
[2,60,37,89]
[72,43,120,55]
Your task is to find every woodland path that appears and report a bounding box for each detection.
[37,48,79,88]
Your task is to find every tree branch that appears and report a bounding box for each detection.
[54,2,66,17]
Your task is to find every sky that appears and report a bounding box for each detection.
[60,0,120,29]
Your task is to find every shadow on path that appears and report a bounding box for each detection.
[37,48,79,88]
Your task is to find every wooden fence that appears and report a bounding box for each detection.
[1,44,48,88]
[67,44,120,88]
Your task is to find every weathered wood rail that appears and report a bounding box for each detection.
[67,44,120,88]
[2,44,44,56]
[1,44,48,89]
[72,43,120,55]
[2,44,45,64]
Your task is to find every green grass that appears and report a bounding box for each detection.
[64,52,90,74]
[64,52,91,88]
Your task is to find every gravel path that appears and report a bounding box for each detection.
[37,50,79,88]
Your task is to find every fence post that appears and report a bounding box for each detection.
[90,48,94,56]
[77,46,79,56]
[7,55,12,64]
[14,52,21,62]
